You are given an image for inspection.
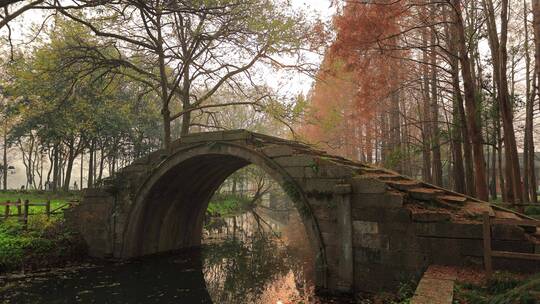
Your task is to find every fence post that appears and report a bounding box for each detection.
[23,199,29,229]
[16,199,21,218]
[4,200,9,219]
[482,212,493,281]
[46,200,51,219]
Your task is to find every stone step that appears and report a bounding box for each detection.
[409,187,445,201]
[386,180,422,191]
[410,265,455,304]
[438,195,467,204]
[462,202,495,218]
[362,173,403,181]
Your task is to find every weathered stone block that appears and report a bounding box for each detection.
[414,222,482,239]
[222,129,252,141]
[354,207,411,223]
[306,196,335,207]
[318,219,338,234]
[274,155,316,167]
[411,275,455,304]
[261,145,296,157]
[283,167,305,178]
[408,187,444,202]
[492,240,534,253]
[351,193,403,208]
[412,212,451,223]
[301,179,343,193]
[351,176,387,194]
[380,248,428,269]
[316,165,356,178]
[417,237,483,265]
[354,247,381,263]
[181,134,222,143]
[311,205,337,221]
[321,232,339,246]
[492,224,526,241]
[334,184,352,194]
[387,231,422,251]
[353,220,379,234]
[354,233,389,250]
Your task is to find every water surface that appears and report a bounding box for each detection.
[1,212,317,304]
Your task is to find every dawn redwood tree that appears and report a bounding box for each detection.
[450,0,489,201]
[301,2,410,170]
[482,0,524,205]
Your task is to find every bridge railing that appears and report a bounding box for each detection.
[482,212,540,280]
[0,199,79,229]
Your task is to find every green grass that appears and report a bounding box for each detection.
[0,190,79,216]
[525,205,540,219]
[455,272,540,304]
[490,196,540,219]
[207,193,253,217]
[0,191,85,272]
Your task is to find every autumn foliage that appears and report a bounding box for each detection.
[301,2,410,162]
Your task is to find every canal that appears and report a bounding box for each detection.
[0,211,326,303]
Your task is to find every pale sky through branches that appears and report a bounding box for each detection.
[0,0,334,189]
[1,0,334,95]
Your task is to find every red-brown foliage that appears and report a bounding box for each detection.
[301,2,410,161]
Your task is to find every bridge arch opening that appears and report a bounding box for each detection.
[122,143,327,287]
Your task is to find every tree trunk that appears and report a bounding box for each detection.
[422,27,432,183]
[390,91,401,172]
[490,143,497,200]
[156,10,171,149]
[430,9,443,186]
[483,0,523,206]
[451,86,466,194]
[52,143,59,192]
[2,126,7,190]
[447,16,466,194]
[452,0,489,201]
[497,111,507,202]
[532,0,540,203]
[63,155,75,192]
[88,140,94,188]
[535,0,540,105]
[80,151,84,190]
[63,140,77,192]
[98,147,105,182]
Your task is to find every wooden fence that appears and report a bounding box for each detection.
[483,212,540,279]
[0,199,78,229]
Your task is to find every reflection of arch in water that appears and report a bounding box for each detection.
[202,230,290,303]
[122,143,326,287]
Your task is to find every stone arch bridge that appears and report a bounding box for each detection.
[66,130,540,293]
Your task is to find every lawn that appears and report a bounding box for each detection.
[0,190,80,217]
[207,193,253,217]
[0,191,85,272]
[490,197,540,219]
[455,271,540,303]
